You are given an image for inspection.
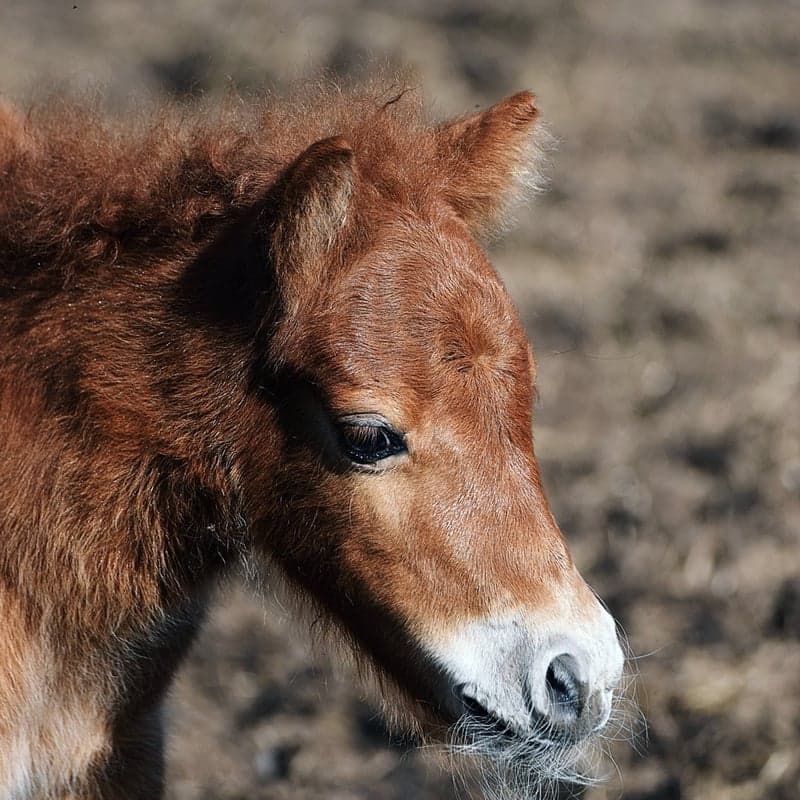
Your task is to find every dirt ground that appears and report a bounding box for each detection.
[2,1,798,798]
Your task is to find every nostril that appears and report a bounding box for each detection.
[545,654,586,721]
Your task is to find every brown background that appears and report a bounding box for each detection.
[2,1,798,798]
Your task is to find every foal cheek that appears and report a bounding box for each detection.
[337,475,480,626]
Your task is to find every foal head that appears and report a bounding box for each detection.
[249,90,624,790]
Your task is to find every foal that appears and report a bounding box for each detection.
[0,83,623,798]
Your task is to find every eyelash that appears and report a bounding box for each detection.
[337,417,407,466]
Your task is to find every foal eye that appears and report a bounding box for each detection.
[337,416,407,466]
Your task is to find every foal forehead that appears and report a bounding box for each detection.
[327,216,534,412]
[352,219,521,344]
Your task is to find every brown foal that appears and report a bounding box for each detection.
[0,82,623,798]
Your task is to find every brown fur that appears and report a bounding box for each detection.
[0,79,583,797]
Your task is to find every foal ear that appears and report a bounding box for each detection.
[271,135,355,304]
[434,91,544,236]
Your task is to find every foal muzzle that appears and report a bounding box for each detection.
[432,598,624,744]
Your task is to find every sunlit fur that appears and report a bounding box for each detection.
[0,74,625,798]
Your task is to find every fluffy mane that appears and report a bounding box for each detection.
[0,78,440,289]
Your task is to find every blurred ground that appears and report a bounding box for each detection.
[2,1,798,798]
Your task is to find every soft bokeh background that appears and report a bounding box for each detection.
[2,1,798,798]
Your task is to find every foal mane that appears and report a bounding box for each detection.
[0,78,438,288]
